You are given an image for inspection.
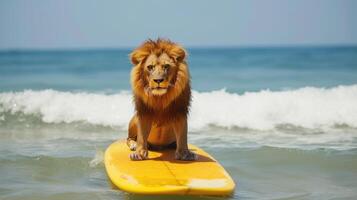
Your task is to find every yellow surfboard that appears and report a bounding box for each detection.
[104,140,235,196]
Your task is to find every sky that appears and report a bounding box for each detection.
[0,0,356,49]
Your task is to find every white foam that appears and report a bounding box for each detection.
[1,85,357,131]
[89,149,104,168]
[190,85,357,130]
[0,89,134,128]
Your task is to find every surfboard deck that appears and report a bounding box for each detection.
[104,140,235,196]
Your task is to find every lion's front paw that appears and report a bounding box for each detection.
[127,140,137,151]
[129,149,148,161]
[175,149,198,161]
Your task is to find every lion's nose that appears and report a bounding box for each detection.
[153,78,164,83]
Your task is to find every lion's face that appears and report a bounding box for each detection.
[130,39,189,101]
[143,53,176,96]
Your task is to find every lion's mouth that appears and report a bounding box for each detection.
[150,87,168,95]
[153,86,167,90]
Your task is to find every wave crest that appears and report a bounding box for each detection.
[1,85,357,131]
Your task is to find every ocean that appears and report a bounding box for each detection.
[1,47,357,200]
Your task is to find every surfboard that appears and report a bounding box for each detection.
[104,140,235,196]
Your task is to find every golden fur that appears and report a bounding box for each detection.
[127,39,196,161]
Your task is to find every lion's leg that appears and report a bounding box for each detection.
[129,117,151,161]
[127,116,138,151]
[173,116,197,161]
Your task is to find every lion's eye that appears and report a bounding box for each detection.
[147,65,154,71]
[163,64,170,70]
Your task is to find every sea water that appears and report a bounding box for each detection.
[1,47,357,200]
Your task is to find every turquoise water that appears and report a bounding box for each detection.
[1,47,357,200]
[1,47,357,93]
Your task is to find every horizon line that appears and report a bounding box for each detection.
[1,43,357,52]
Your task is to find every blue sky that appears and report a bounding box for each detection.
[0,0,356,49]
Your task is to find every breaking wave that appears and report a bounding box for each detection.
[1,85,357,131]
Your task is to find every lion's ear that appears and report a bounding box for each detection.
[130,49,147,65]
[170,45,187,63]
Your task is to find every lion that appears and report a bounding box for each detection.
[126,39,197,161]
